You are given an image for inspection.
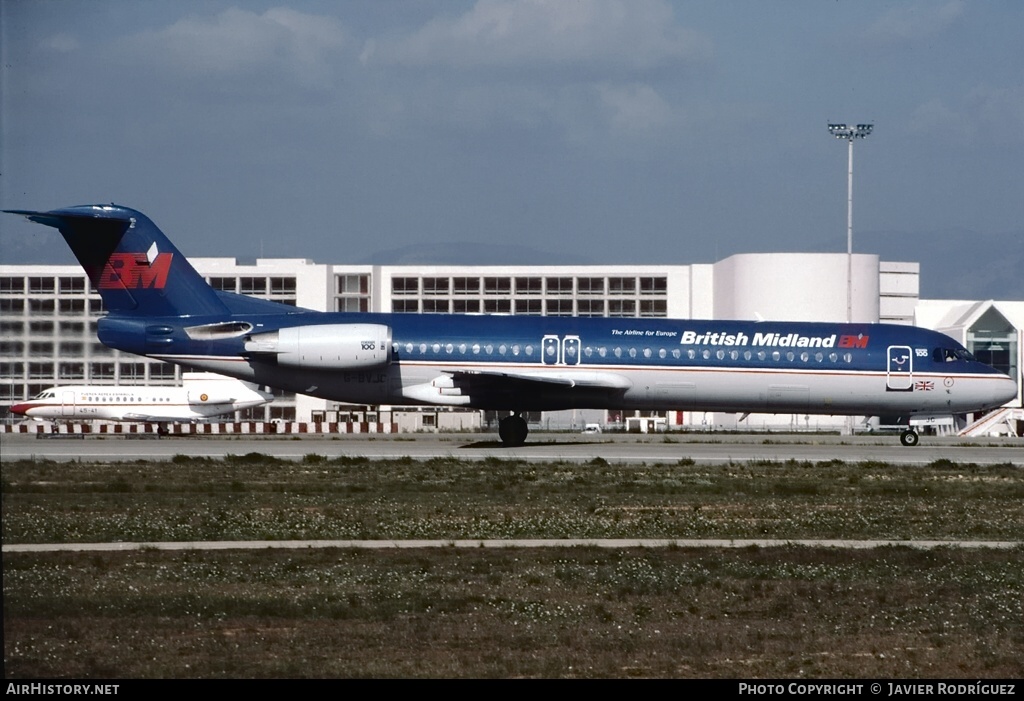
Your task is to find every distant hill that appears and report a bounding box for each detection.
[858,227,1023,301]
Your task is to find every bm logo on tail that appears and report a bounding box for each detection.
[98,252,173,290]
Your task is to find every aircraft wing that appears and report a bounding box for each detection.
[403,367,631,406]
[120,413,196,423]
[449,368,633,389]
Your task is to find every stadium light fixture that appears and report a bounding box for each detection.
[828,122,873,323]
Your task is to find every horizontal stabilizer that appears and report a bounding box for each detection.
[5,205,228,317]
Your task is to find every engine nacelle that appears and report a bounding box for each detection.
[245,324,392,369]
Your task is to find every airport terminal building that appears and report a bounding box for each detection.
[2,253,1021,433]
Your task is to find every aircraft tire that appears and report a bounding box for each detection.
[498,414,528,447]
[899,429,920,447]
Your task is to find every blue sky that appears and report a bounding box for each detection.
[2,0,1021,299]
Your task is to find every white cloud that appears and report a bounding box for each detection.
[365,0,711,73]
[865,0,965,44]
[352,0,705,145]
[128,7,348,87]
[597,83,673,133]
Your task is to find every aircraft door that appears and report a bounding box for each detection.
[541,335,581,366]
[61,390,75,417]
[886,345,913,391]
[542,336,560,366]
[562,336,581,366]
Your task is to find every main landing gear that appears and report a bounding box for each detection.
[899,429,920,447]
[498,413,529,447]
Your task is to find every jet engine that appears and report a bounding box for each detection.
[244,324,392,369]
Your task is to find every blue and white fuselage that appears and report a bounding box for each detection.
[100,311,1010,418]
[6,205,1016,446]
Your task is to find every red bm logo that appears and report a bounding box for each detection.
[838,334,869,348]
[98,253,173,290]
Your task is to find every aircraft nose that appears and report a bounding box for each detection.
[997,375,1018,404]
[10,403,31,416]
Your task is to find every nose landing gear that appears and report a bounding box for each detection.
[899,429,919,447]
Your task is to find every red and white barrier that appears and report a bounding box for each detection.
[1,421,398,435]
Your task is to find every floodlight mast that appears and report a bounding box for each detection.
[828,123,873,323]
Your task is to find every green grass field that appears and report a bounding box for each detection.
[4,454,1023,678]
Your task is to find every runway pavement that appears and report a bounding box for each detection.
[2,431,1022,465]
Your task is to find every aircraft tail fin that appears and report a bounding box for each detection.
[4,205,229,317]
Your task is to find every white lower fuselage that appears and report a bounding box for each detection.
[152,354,1014,419]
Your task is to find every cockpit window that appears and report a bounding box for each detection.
[934,348,976,362]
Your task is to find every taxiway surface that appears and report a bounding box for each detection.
[2,432,1021,466]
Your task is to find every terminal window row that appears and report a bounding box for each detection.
[2,382,189,402]
[391,299,666,317]
[1,384,50,401]
[1,298,107,315]
[1,361,177,382]
[5,274,673,297]
[391,276,668,296]
[2,341,118,357]
[6,320,97,335]
[207,276,298,294]
[1,276,93,295]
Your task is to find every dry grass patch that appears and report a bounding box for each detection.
[4,546,1022,678]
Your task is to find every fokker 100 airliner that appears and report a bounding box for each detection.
[10,372,272,423]
[5,205,1016,447]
